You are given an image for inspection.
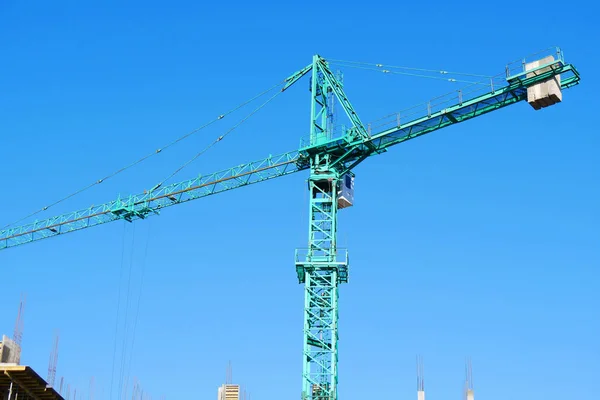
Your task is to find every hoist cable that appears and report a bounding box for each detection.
[118,222,136,400]
[1,79,286,230]
[124,220,151,400]
[110,221,127,400]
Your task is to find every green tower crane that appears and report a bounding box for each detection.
[0,48,580,400]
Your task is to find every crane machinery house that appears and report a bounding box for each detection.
[337,174,354,209]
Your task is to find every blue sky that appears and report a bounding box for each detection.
[1,1,598,399]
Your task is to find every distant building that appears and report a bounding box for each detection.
[0,335,21,365]
[0,333,63,400]
[218,384,240,400]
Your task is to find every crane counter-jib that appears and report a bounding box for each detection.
[300,62,580,172]
[366,64,580,151]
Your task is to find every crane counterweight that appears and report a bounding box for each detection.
[525,55,563,110]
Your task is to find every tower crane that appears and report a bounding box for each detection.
[0,48,580,400]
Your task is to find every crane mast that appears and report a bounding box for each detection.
[295,55,354,400]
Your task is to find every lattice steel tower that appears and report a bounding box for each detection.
[0,48,581,400]
[295,55,365,400]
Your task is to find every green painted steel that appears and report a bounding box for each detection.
[317,57,370,142]
[1,53,579,254]
[291,54,579,400]
[300,63,580,175]
[283,63,313,92]
[295,55,359,400]
[295,175,345,400]
[0,151,306,250]
[309,55,329,145]
[0,47,581,400]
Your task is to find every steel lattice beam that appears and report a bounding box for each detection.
[0,151,306,250]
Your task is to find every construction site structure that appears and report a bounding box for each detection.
[0,334,63,400]
[218,362,241,400]
[1,296,26,366]
[0,47,581,400]
[416,355,425,400]
[0,300,65,400]
[0,337,20,366]
[13,294,25,349]
[218,384,240,400]
[0,365,63,400]
[46,332,59,388]
[464,358,474,400]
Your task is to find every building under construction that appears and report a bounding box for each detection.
[218,384,240,400]
[0,335,63,400]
